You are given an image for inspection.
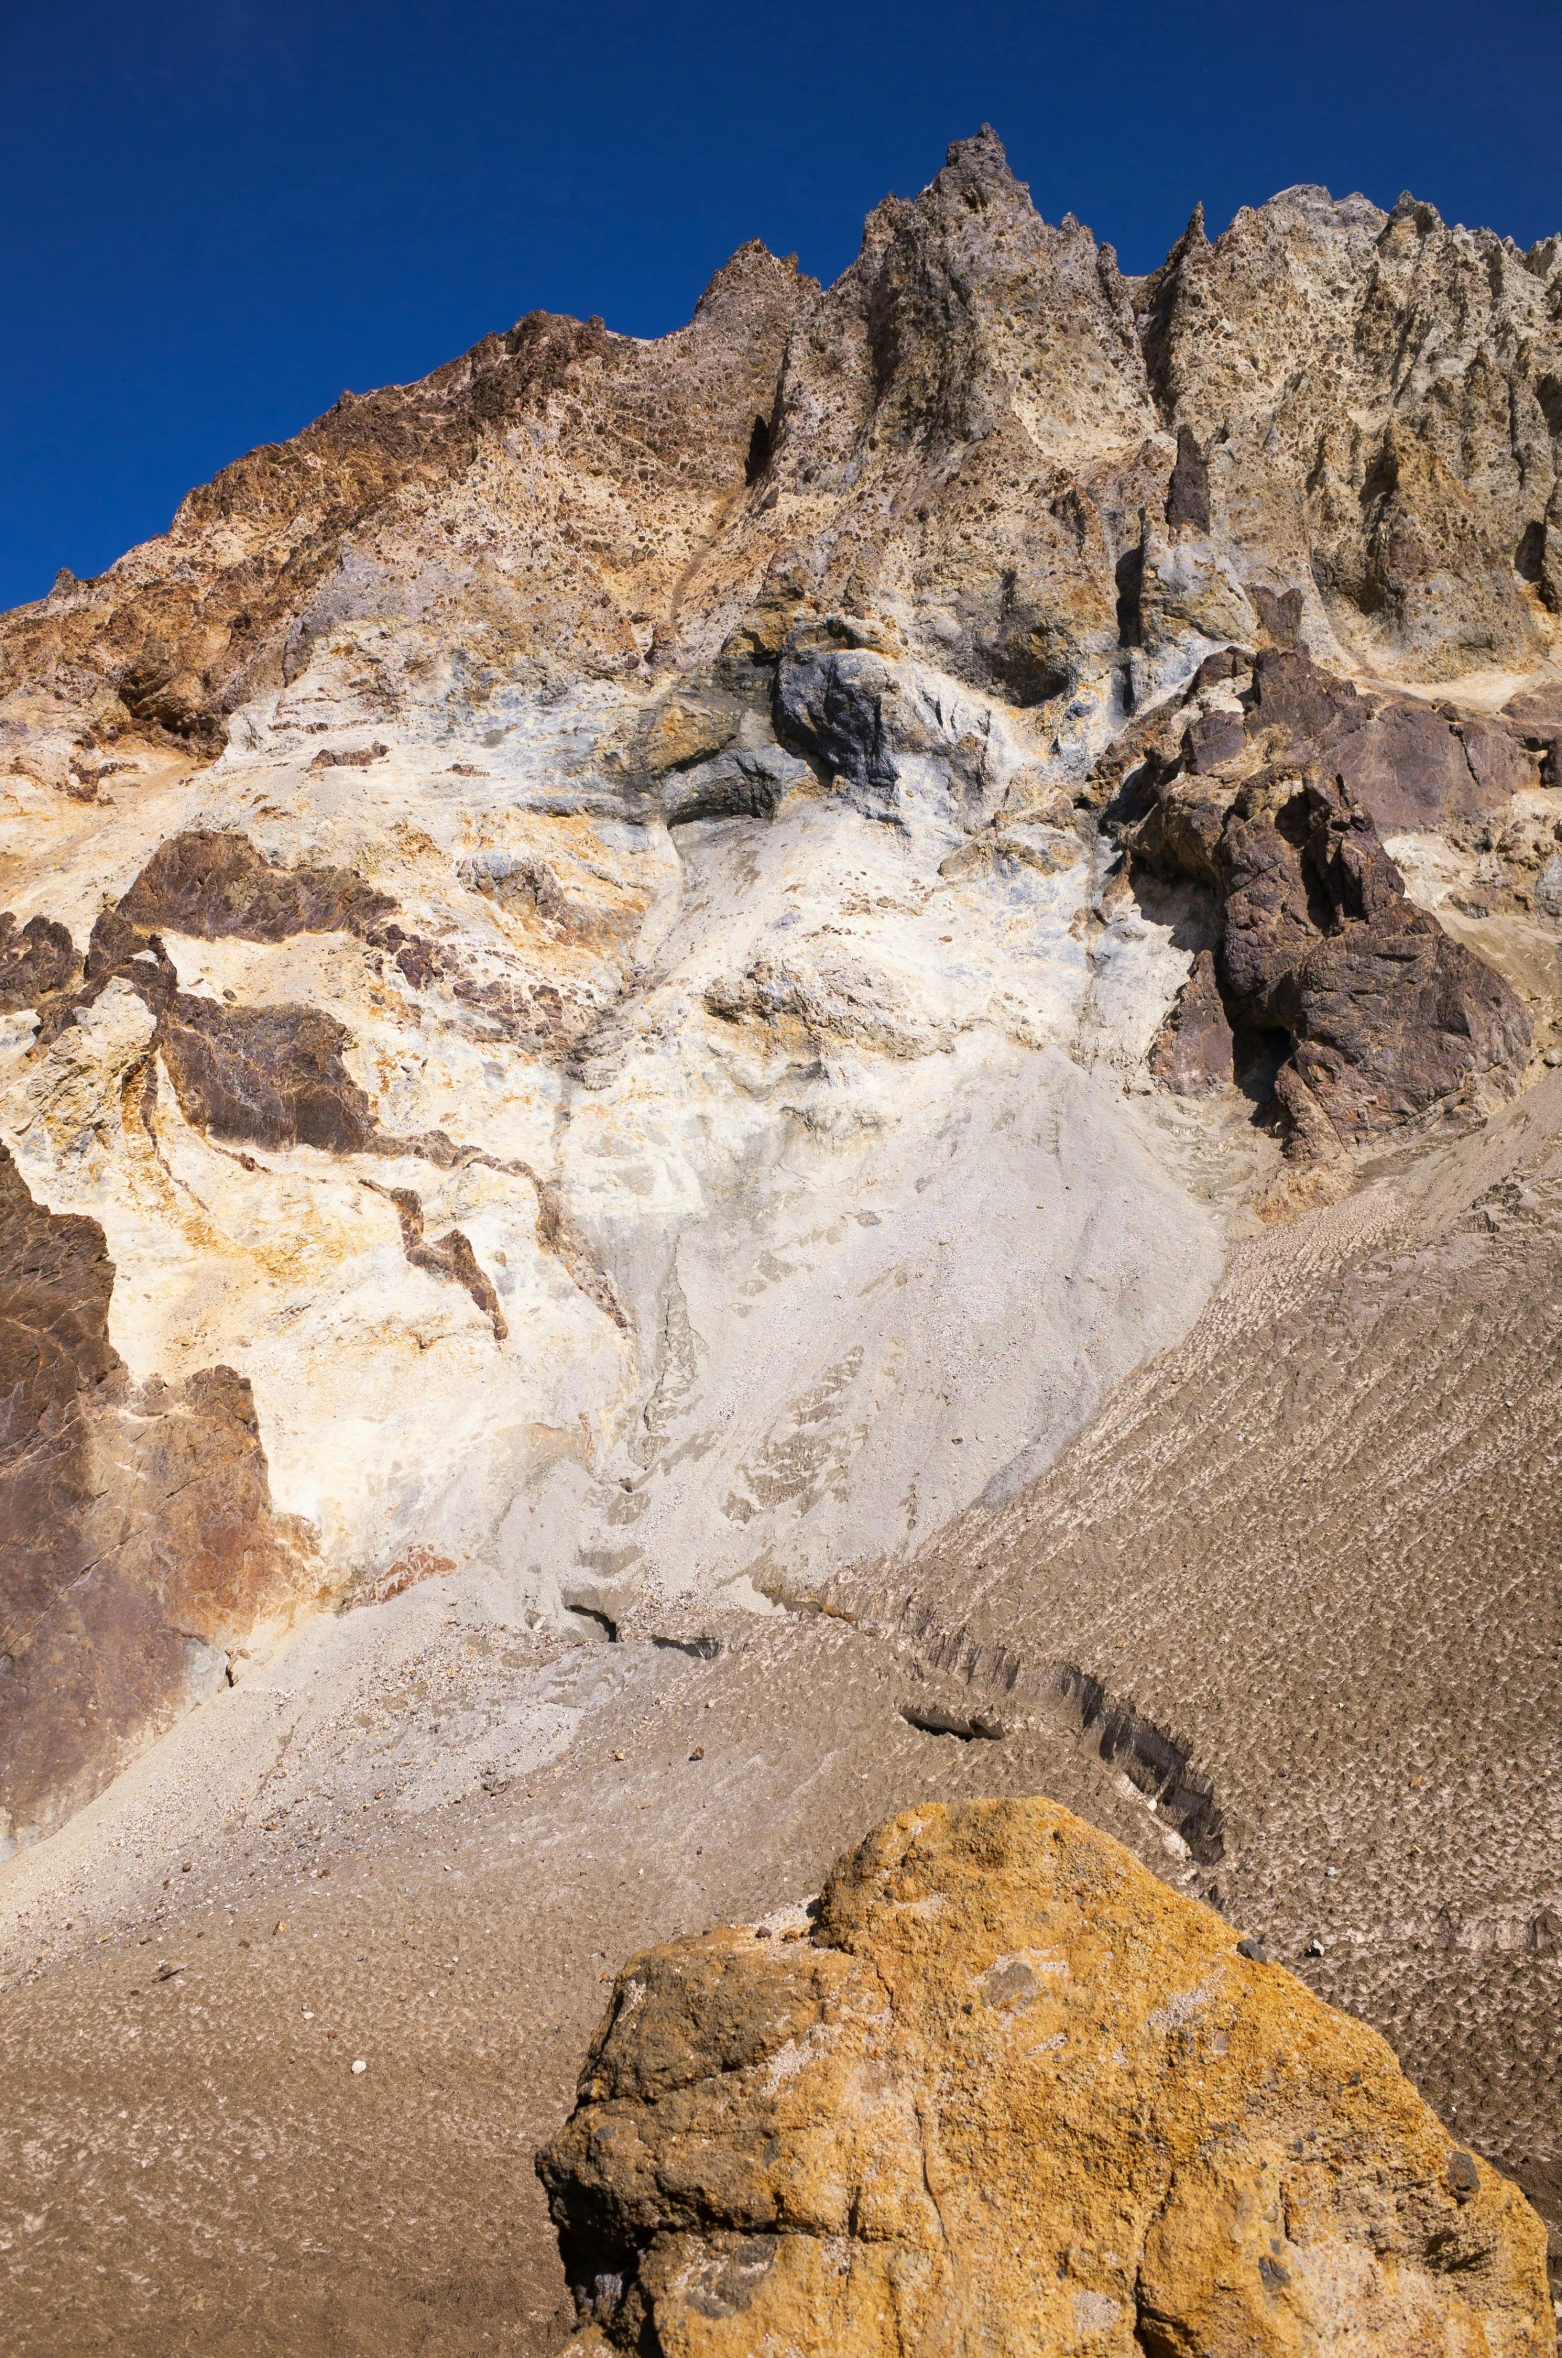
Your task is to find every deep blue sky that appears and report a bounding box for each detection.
[5,0,1561,611]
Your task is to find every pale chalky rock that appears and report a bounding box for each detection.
[2,126,1559,1850]
[540,1797,1552,2356]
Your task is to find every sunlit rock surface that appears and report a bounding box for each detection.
[540,1799,1553,2356]
[1,129,1559,1847]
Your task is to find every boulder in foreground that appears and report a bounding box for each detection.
[539,1796,1551,2356]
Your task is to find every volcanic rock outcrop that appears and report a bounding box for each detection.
[0,1142,319,1850]
[1130,738,1531,1167]
[0,128,1559,1860]
[540,1798,1552,2355]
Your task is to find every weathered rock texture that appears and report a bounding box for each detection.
[540,1798,1551,2355]
[4,1057,1562,2351]
[0,1143,319,1851]
[1131,758,1530,1158]
[0,129,1559,1850]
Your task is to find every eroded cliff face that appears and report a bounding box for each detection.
[0,1143,320,1852]
[1,130,1560,1848]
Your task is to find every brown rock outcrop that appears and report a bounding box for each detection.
[382,1184,509,1344]
[0,1145,320,1854]
[0,911,79,1012]
[1504,684,1562,789]
[117,829,394,941]
[1148,949,1235,1095]
[1130,761,1532,1153]
[158,994,382,1155]
[1223,776,1530,1143]
[539,1797,1551,2355]
[1242,650,1539,833]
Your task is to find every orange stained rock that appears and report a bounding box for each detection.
[540,1795,1552,2356]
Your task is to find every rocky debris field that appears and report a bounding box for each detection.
[0,1581,1252,2355]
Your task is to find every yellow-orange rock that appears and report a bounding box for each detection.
[539,1797,1551,2356]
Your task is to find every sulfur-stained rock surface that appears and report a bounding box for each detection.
[540,1798,1551,2357]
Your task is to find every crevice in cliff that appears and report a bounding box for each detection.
[889,1595,1225,1864]
[744,412,773,485]
[1114,542,1145,647]
[1134,201,1208,429]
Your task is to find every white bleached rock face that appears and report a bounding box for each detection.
[1,129,1558,1844]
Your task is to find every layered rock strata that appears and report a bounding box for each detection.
[1,128,1560,1849]
[540,1797,1552,2355]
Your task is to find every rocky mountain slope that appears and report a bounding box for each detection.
[2,127,1561,2353]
